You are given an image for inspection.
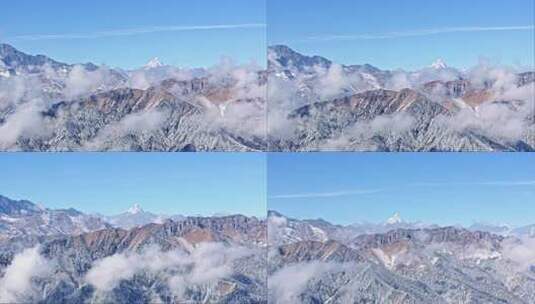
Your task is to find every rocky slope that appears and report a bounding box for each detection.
[268,210,436,246]
[0,43,266,151]
[268,45,535,151]
[268,211,535,303]
[4,43,532,151]
[0,199,267,303]
[0,195,110,241]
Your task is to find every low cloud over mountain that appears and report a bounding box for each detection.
[0,194,267,303]
[268,45,534,151]
[268,210,535,303]
[0,44,266,151]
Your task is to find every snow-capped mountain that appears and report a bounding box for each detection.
[144,57,164,69]
[350,212,437,237]
[268,45,535,152]
[0,193,267,303]
[0,43,267,152]
[127,203,143,214]
[268,210,436,247]
[0,43,97,76]
[102,203,185,229]
[430,58,448,69]
[268,210,357,245]
[269,211,535,303]
[385,212,402,224]
[0,195,190,238]
[0,211,267,303]
[0,195,110,240]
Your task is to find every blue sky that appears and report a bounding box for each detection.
[268,153,535,227]
[0,0,265,69]
[268,0,534,70]
[0,153,266,217]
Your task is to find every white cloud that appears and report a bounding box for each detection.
[270,188,385,199]
[0,100,51,148]
[84,109,168,149]
[198,59,267,138]
[269,262,342,303]
[64,65,121,98]
[477,180,535,186]
[0,55,269,149]
[306,25,535,42]
[12,24,266,41]
[268,214,288,245]
[271,53,533,145]
[113,110,167,133]
[0,247,52,303]
[0,76,27,109]
[85,242,255,300]
[502,237,535,271]
[315,64,350,99]
[438,101,527,140]
[319,112,416,150]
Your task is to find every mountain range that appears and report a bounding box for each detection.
[267,45,535,151]
[268,210,535,303]
[100,203,186,230]
[0,43,266,151]
[2,194,534,303]
[0,194,267,303]
[0,195,187,238]
[267,210,535,246]
[2,43,533,151]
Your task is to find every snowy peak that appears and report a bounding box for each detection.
[268,45,332,71]
[0,195,43,215]
[430,58,448,69]
[105,205,186,229]
[127,203,143,214]
[385,212,403,225]
[144,57,163,69]
[0,194,110,238]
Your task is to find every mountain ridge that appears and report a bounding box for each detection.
[268,210,535,303]
[268,44,534,152]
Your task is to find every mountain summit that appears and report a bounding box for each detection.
[385,212,403,225]
[127,203,143,214]
[144,57,164,69]
[430,58,448,69]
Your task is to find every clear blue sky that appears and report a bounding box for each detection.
[268,153,535,227]
[268,0,534,70]
[0,0,266,69]
[0,153,266,217]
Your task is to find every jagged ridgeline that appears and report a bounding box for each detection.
[0,195,267,303]
[2,196,535,303]
[267,211,535,304]
[0,44,267,151]
[2,43,534,151]
[267,45,535,151]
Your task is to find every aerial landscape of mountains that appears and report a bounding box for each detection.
[267,211,535,303]
[2,194,535,303]
[0,194,267,303]
[267,45,534,151]
[0,43,267,151]
[1,43,533,151]
[2,0,534,303]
